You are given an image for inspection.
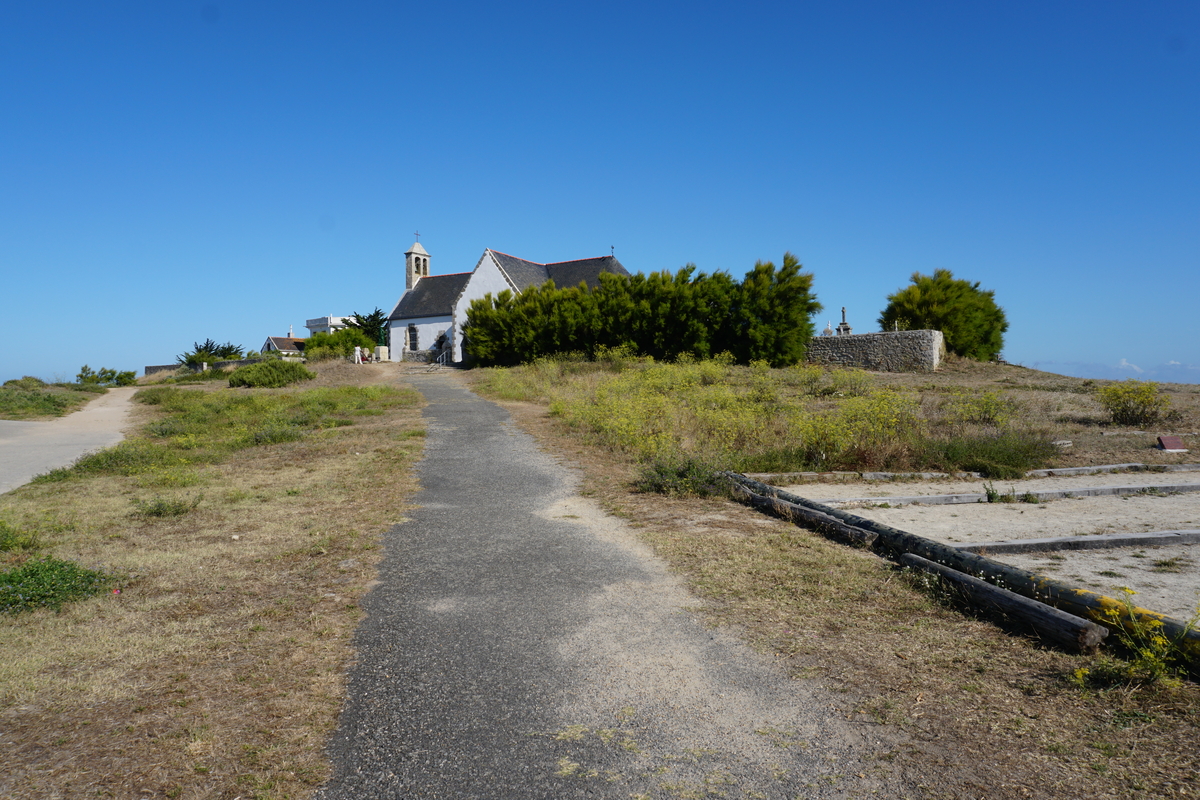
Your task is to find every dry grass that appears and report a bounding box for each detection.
[871,355,1200,468]
[0,362,423,799]
[474,364,1200,800]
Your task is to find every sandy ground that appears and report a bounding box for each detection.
[0,387,137,494]
[780,469,1200,620]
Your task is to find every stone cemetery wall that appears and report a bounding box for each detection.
[807,330,944,372]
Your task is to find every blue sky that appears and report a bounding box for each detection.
[2,1,1197,384]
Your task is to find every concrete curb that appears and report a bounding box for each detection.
[956,529,1200,555]
[817,483,1200,507]
[748,462,1200,485]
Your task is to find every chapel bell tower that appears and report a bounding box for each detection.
[405,238,430,291]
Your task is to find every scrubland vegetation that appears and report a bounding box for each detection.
[0,374,116,419]
[476,352,1060,484]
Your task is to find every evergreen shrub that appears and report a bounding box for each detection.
[465,254,821,367]
[228,360,315,388]
[878,269,1007,361]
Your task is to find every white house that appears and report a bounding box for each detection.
[386,240,629,363]
[261,336,305,356]
[305,316,351,336]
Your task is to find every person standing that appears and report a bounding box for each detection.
[353,345,363,365]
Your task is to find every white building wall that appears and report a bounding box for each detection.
[452,252,515,362]
[387,315,453,361]
[305,316,350,335]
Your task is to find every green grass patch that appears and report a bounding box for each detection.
[0,558,112,614]
[33,384,419,483]
[926,431,1059,479]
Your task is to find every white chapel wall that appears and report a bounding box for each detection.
[452,253,514,362]
[387,315,453,361]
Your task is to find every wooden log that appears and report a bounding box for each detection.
[728,483,877,547]
[899,553,1109,653]
[720,471,1200,663]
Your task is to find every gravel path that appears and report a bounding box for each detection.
[317,372,909,799]
[0,387,137,495]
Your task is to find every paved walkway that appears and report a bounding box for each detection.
[318,373,907,799]
[0,387,138,495]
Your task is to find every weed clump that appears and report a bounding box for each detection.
[0,520,41,552]
[228,360,315,388]
[0,558,112,614]
[1070,589,1199,690]
[635,458,727,497]
[131,494,202,518]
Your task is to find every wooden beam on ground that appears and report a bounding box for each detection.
[728,483,877,548]
[720,471,1200,665]
[899,553,1109,654]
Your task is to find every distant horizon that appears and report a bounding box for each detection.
[5,343,1198,388]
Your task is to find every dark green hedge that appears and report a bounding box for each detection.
[465,253,821,367]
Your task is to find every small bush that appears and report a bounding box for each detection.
[3,376,46,389]
[1095,380,1171,426]
[302,328,374,361]
[228,360,315,389]
[0,520,41,552]
[0,558,112,614]
[634,458,727,497]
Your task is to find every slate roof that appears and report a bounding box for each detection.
[488,250,630,292]
[263,336,305,353]
[388,272,472,320]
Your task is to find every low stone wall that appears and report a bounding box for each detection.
[806,330,944,372]
[144,364,182,377]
